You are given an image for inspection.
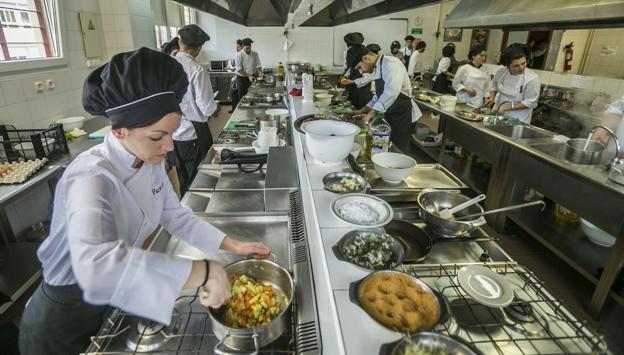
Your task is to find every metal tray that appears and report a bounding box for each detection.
[364,163,467,192]
[378,332,483,355]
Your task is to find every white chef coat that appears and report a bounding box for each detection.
[401,46,414,57]
[173,52,218,141]
[354,72,374,88]
[452,63,490,107]
[234,50,261,77]
[489,66,540,123]
[37,134,226,325]
[366,55,422,123]
[435,57,451,75]
[604,98,624,153]
[407,50,423,77]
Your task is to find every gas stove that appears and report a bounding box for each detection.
[401,262,607,354]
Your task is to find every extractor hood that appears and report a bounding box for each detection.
[173,0,439,27]
[444,0,624,30]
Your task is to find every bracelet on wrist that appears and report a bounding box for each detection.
[201,260,210,287]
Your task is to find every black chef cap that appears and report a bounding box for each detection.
[178,24,210,48]
[236,38,243,45]
[415,41,427,50]
[468,44,485,59]
[161,37,179,56]
[242,38,254,46]
[344,32,364,46]
[404,35,415,41]
[366,43,381,54]
[83,47,188,129]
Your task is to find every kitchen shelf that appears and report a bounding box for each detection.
[506,204,624,303]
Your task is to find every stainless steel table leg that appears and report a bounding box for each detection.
[588,221,624,318]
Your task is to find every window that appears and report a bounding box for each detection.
[182,6,196,25]
[0,0,62,64]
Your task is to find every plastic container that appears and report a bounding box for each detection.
[365,112,391,160]
[440,95,458,112]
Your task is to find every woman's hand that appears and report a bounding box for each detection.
[463,87,477,97]
[199,260,230,308]
[494,102,512,113]
[483,97,495,107]
[220,236,271,258]
[362,110,375,124]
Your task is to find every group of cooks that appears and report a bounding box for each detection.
[341,32,543,153]
[19,24,269,355]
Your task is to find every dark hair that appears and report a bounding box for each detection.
[390,40,401,49]
[468,44,485,60]
[366,43,381,54]
[241,38,253,46]
[404,35,415,41]
[415,41,427,50]
[501,43,531,66]
[442,45,455,57]
[161,37,179,55]
[236,39,243,45]
[178,25,210,48]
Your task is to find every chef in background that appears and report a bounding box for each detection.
[342,43,381,90]
[432,45,455,94]
[228,39,243,113]
[18,47,270,355]
[593,98,624,158]
[234,37,262,107]
[390,40,404,62]
[161,37,180,57]
[348,49,422,152]
[401,35,416,69]
[342,33,372,109]
[172,25,219,195]
[485,43,540,124]
[452,45,490,107]
[407,41,427,81]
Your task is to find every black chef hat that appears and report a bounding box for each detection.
[404,35,415,41]
[366,43,381,54]
[161,37,179,56]
[178,24,210,48]
[468,44,485,59]
[241,38,254,46]
[344,32,364,46]
[83,47,188,129]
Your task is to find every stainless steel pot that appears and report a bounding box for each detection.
[417,190,487,237]
[264,94,276,103]
[209,259,294,355]
[564,138,605,165]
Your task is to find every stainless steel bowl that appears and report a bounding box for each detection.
[564,138,605,165]
[417,190,486,237]
[209,259,294,354]
[384,332,482,355]
[333,229,405,270]
[322,172,367,194]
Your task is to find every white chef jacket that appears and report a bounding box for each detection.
[401,46,414,57]
[354,72,374,88]
[452,63,490,107]
[490,66,540,123]
[604,98,624,153]
[407,50,423,77]
[366,55,422,123]
[435,57,451,75]
[37,134,226,325]
[234,50,261,77]
[173,52,218,141]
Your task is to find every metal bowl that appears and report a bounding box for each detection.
[332,229,405,270]
[417,190,486,237]
[380,332,483,355]
[564,138,605,165]
[323,172,367,194]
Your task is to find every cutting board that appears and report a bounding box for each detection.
[88,126,111,140]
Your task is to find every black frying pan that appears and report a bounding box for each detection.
[382,220,433,262]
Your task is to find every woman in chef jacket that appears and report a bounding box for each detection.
[432,45,456,94]
[593,97,624,158]
[452,45,490,107]
[485,43,541,124]
[18,48,270,355]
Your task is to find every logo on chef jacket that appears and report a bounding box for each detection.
[152,183,164,196]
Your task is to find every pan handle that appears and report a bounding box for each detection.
[331,243,348,262]
[214,331,259,355]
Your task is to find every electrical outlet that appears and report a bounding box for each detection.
[34,81,44,93]
[46,79,55,90]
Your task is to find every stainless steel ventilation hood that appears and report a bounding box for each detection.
[173,0,439,27]
[444,0,624,30]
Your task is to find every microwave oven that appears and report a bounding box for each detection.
[210,60,229,71]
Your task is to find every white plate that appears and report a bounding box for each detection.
[457,265,514,308]
[330,193,393,227]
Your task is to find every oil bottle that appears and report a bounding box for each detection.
[365,111,391,160]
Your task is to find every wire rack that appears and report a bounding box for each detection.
[84,288,297,354]
[400,262,608,355]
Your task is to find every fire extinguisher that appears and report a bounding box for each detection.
[563,42,574,72]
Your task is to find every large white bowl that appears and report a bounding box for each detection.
[372,152,417,183]
[580,218,616,247]
[56,116,84,131]
[252,139,285,154]
[301,120,359,163]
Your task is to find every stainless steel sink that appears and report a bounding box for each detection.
[530,142,567,160]
[486,124,553,139]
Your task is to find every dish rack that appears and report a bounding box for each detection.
[0,124,69,162]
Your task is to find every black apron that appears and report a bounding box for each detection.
[403,49,412,70]
[19,282,109,355]
[375,55,413,153]
[345,70,372,110]
[192,120,213,160]
[235,75,252,107]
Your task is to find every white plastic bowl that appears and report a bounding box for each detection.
[350,142,361,159]
[372,152,417,183]
[313,89,329,95]
[252,139,285,154]
[314,93,333,106]
[56,116,84,131]
[301,120,359,163]
[580,218,616,247]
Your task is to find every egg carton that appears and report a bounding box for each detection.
[0,158,48,184]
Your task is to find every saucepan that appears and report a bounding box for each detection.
[417,189,487,237]
[208,259,294,355]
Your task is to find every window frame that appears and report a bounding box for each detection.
[0,0,68,74]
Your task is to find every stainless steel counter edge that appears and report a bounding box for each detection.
[414,97,624,197]
[288,95,347,355]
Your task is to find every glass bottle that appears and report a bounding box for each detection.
[554,204,580,224]
[365,112,391,160]
[277,62,285,75]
